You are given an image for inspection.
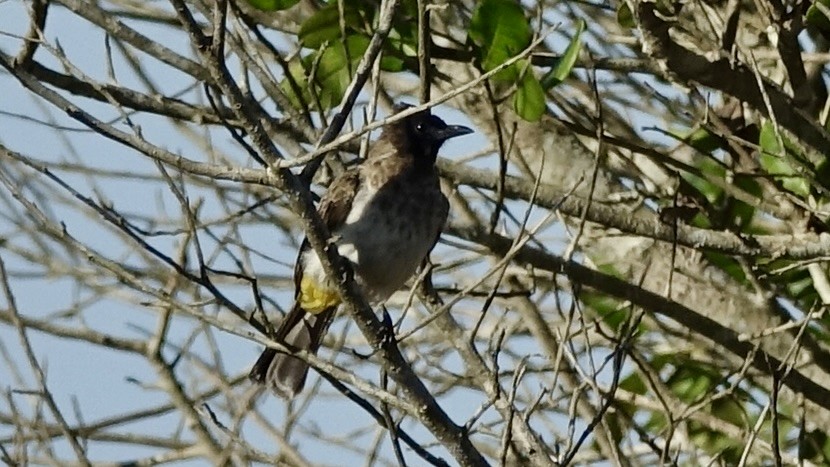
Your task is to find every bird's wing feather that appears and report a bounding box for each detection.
[293,166,363,295]
[271,166,363,342]
[366,135,396,161]
[318,166,363,231]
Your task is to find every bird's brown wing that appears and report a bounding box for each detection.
[249,167,363,389]
[317,166,363,232]
[276,166,363,340]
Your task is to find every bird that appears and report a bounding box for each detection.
[249,103,473,397]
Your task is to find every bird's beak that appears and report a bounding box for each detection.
[436,124,474,141]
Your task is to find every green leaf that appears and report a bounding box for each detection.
[711,398,746,427]
[315,46,349,108]
[703,252,746,283]
[579,290,631,330]
[800,428,830,461]
[682,156,725,205]
[299,2,369,49]
[314,36,364,108]
[788,273,815,298]
[619,372,647,395]
[513,66,545,121]
[278,58,310,109]
[684,127,724,153]
[689,422,743,463]
[379,54,405,72]
[298,1,413,74]
[468,0,532,82]
[807,0,830,35]
[758,121,811,197]
[726,175,759,231]
[667,364,716,402]
[245,0,299,11]
[387,5,419,55]
[540,19,585,89]
[617,2,636,28]
[307,34,396,109]
[378,30,409,72]
[284,28,408,112]
[578,261,647,332]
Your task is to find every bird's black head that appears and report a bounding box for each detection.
[385,103,473,167]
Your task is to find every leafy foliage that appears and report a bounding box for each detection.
[245,0,299,12]
[758,120,812,197]
[540,19,585,90]
[468,0,532,82]
[468,0,569,121]
[285,0,414,109]
[806,0,830,36]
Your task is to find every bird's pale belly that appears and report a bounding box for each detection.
[301,186,444,304]
[341,213,438,303]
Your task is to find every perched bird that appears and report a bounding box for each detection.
[249,104,473,396]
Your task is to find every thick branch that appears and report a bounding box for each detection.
[449,223,830,415]
[439,160,830,260]
[636,2,830,165]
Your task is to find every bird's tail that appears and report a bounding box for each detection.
[249,304,336,397]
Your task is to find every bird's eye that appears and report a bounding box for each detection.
[415,123,424,132]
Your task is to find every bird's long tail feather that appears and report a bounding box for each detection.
[249,304,336,397]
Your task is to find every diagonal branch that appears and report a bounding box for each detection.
[635,1,830,171]
[167,1,489,464]
[449,223,830,415]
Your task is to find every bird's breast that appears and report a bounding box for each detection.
[333,175,447,303]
